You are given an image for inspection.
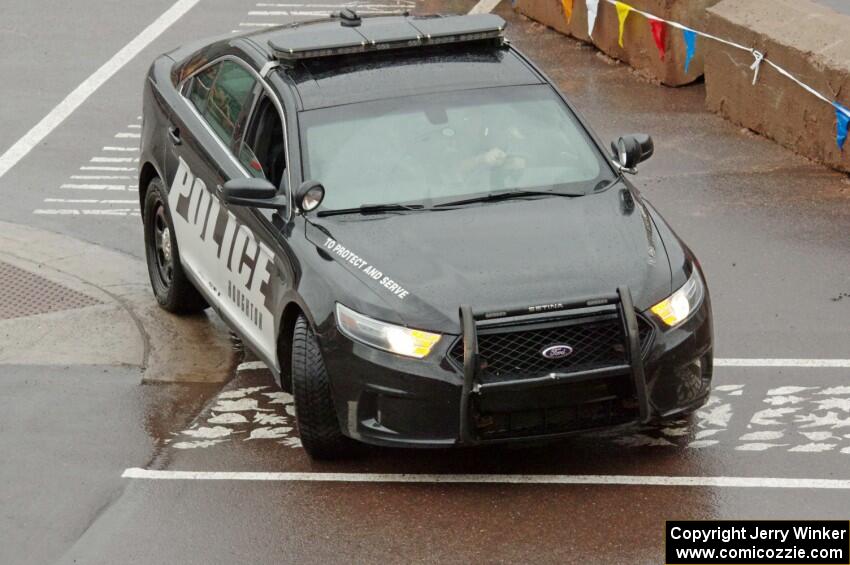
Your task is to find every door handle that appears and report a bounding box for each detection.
[168,126,182,146]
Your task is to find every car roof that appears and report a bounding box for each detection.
[245,15,545,111]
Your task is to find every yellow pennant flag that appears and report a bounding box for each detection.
[615,1,632,47]
[561,0,573,23]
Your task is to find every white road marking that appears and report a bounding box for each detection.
[45,198,137,204]
[61,183,127,191]
[254,2,415,6]
[121,468,850,489]
[115,132,141,139]
[79,166,136,171]
[248,10,341,16]
[716,359,850,368]
[102,146,138,152]
[239,22,280,27]
[127,124,141,129]
[71,175,135,180]
[0,0,200,181]
[33,209,80,215]
[469,0,502,15]
[91,156,136,163]
[237,361,268,371]
[34,209,140,216]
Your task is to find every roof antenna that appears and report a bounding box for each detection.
[339,9,361,27]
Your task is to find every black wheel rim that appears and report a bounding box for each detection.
[152,203,174,287]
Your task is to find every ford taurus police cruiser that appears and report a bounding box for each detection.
[139,10,713,459]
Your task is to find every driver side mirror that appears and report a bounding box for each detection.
[222,178,287,209]
[611,134,654,172]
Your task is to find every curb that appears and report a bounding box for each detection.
[0,220,235,383]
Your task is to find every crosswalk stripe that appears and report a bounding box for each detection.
[79,166,136,171]
[61,183,128,190]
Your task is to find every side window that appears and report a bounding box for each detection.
[205,61,256,145]
[186,60,256,147]
[186,64,218,114]
[239,95,286,188]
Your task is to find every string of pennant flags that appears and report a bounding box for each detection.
[526,0,850,150]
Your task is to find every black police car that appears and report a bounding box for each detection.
[140,11,712,459]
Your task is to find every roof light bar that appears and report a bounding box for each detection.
[268,13,506,61]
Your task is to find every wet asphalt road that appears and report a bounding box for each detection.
[2,0,850,564]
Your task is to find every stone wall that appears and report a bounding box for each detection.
[513,0,722,86]
[704,0,850,173]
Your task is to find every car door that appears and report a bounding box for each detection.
[164,57,280,366]
[226,88,296,370]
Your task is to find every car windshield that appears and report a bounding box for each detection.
[299,85,615,211]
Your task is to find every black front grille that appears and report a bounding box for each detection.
[449,314,653,382]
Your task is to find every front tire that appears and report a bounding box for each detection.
[143,177,207,314]
[291,315,349,459]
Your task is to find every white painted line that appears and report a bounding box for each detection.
[91,156,136,163]
[248,10,334,16]
[81,209,138,215]
[716,359,850,368]
[122,468,850,489]
[469,0,502,15]
[127,124,141,129]
[238,22,280,27]
[80,166,136,171]
[61,183,127,191]
[237,361,268,372]
[115,132,141,139]
[35,208,138,215]
[34,209,80,215]
[102,146,138,152]
[255,2,414,6]
[71,175,135,180]
[0,0,200,181]
[45,198,137,204]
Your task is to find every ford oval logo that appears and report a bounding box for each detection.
[541,344,574,359]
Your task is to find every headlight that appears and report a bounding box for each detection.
[650,269,705,328]
[335,303,442,359]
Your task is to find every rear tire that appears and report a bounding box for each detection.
[143,177,208,314]
[291,315,349,459]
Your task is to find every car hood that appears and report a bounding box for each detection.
[305,189,673,333]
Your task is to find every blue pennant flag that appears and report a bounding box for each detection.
[834,102,850,150]
[683,29,697,74]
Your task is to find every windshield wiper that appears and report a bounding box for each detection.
[435,189,584,208]
[316,203,426,217]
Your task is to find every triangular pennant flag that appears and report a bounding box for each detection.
[649,19,666,61]
[586,0,600,38]
[615,2,632,48]
[561,0,573,23]
[835,102,850,150]
[683,29,697,73]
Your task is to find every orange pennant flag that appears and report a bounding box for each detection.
[561,0,573,23]
[615,1,632,47]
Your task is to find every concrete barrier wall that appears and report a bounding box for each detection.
[704,0,850,173]
[513,0,721,86]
